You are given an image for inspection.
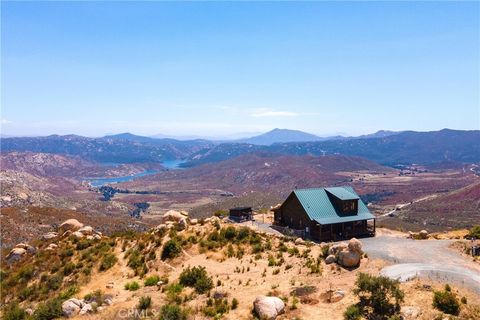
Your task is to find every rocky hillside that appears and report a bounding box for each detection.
[2,215,479,320]
[0,152,165,178]
[1,135,214,163]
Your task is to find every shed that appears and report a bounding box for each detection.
[229,207,253,222]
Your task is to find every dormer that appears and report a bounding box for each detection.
[325,187,359,215]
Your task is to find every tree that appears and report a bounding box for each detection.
[433,287,460,315]
[344,273,404,320]
[161,239,182,260]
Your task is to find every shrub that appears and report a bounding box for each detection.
[226,244,235,258]
[236,227,250,241]
[137,296,152,310]
[3,302,27,320]
[159,304,188,320]
[62,262,76,276]
[124,281,140,291]
[433,288,460,315]
[321,245,330,259]
[99,253,118,271]
[252,243,263,254]
[352,273,404,319]
[161,239,182,260]
[127,250,145,271]
[46,274,63,291]
[165,283,184,304]
[344,304,362,320]
[59,286,79,300]
[32,298,63,320]
[231,298,239,310]
[179,266,213,294]
[203,297,229,317]
[461,296,467,304]
[467,225,480,239]
[214,210,228,217]
[144,275,160,286]
[291,296,299,310]
[84,290,106,305]
[222,226,237,240]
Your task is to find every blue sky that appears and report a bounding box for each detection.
[1,1,479,138]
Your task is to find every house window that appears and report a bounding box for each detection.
[343,200,357,213]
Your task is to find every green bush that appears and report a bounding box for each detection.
[32,298,63,320]
[433,288,460,315]
[62,262,76,276]
[161,239,182,260]
[18,285,37,301]
[179,266,213,294]
[214,210,228,217]
[124,281,140,291]
[17,265,35,283]
[468,225,480,239]
[46,274,63,291]
[165,283,184,304]
[144,275,160,286]
[3,302,27,320]
[222,226,237,240]
[236,227,250,241]
[137,296,152,310]
[231,297,239,310]
[344,304,362,320]
[99,253,118,271]
[127,250,145,270]
[352,273,404,319]
[83,290,106,306]
[159,304,188,320]
[203,297,229,317]
[321,245,330,259]
[59,286,79,300]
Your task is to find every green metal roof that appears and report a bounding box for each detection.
[325,187,359,200]
[292,186,374,225]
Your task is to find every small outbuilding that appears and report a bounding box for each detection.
[229,207,253,222]
[273,186,375,241]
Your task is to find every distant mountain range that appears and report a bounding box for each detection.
[1,129,478,166]
[234,128,400,145]
[184,129,480,167]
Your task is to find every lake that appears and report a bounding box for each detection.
[86,160,186,187]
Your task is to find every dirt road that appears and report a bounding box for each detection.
[362,233,480,294]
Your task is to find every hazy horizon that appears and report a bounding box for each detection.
[2,2,479,137]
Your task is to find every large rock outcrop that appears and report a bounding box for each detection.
[161,210,185,223]
[59,219,84,232]
[325,238,364,268]
[62,298,84,318]
[6,243,36,263]
[253,296,285,320]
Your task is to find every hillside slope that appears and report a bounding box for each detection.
[396,182,480,230]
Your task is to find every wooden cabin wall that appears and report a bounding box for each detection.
[277,193,310,230]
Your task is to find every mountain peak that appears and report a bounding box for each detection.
[239,128,320,145]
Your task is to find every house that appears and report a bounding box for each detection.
[273,186,375,241]
[229,207,253,222]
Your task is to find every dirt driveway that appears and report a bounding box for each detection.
[361,232,480,294]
